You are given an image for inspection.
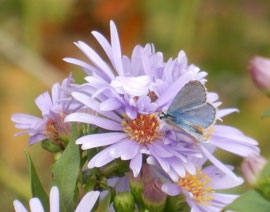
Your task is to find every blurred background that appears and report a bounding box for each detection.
[1,0,270,210]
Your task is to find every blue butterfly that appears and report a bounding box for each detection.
[160,80,216,143]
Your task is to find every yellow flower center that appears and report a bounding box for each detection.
[178,168,214,205]
[122,113,163,146]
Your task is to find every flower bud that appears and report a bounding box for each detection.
[240,154,267,186]
[113,191,135,212]
[129,171,144,210]
[166,194,190,212]
[142,178,167,212]
[41,139,62,153]
[249,56,270,95]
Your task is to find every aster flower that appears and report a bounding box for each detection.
[64,21,206,178]
[161,165,243,212]
[13,186,100,212]
[11,74,81,146]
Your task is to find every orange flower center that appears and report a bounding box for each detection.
[122,114,163,146]
[178,168,214,205]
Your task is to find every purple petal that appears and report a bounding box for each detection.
[110,21,124,76]
[169,158,186,177]
[11,114,42,126]
[100,98,122,111]
[200,145,241,182]
[29,134,46,145]
[74,41,115,79]
[202,166,243,190]
[35,91,53,116]
[125,106,137,120]
[167,168,180,182]
[214,125,244,135]
[182,160,196,175]
[151,152,170,173]
[65,113,123,131]
[161,183,181,196]
[148,143,173,158]
[63,57,100,76]
[213,125,258,145]
[77,132,127,148]
[212,193,238,205]
[92,31,113,62]
[210,136,259,157]
[207,92,219,103]
[217,108,239,119]
[71,92,121,122]
[130,151,142,177]
[51,83,60,105]
[109,139,141,160]
[111,75,151,96]
[88,146,115,168]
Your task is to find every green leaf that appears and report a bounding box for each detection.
[225,190,270,212]
[262,109,270,117]
[25,152,49,211]
[52,124,81,212]
[95,191,111,212]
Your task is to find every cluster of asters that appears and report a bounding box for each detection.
[12,21,260,212]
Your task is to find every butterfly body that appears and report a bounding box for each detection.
[162,81,216,143]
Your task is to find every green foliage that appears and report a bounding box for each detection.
[25,152,49,212]
[225,190,270,212]
[52,124,81,211]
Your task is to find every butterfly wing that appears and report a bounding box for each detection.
[168,81,207,113]
[166,81,216,142]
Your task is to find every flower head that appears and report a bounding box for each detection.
[162,165,243,212]
[65,21,206,178]
[11,74,80,146]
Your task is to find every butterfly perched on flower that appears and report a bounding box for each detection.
[160,80,216,143]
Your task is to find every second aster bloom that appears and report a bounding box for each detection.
[162,165,243,212]
[11,74,80,146]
